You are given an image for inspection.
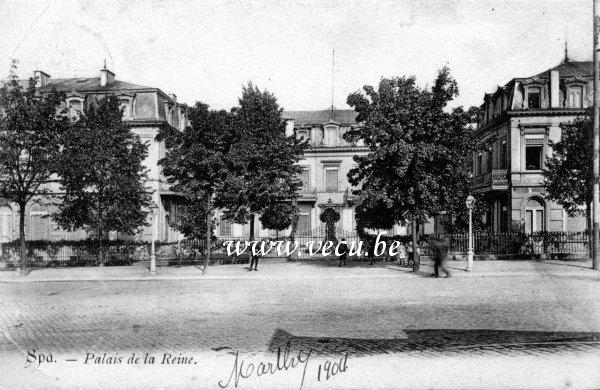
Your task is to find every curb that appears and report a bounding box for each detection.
[0,270,598,283]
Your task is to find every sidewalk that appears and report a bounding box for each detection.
[0,258,597,283]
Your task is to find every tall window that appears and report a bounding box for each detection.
[527,87,541,109]
[569,86,583,108]
[499,139,507,169]
[477,152,483,175]
[325,167,339,191]
[487,146,493,172]
[297,214,310,235]
[219,216,232,236]
[299,168,310,190]
[0,205,12,242]
[525,145,543,170]
[29,203,49,240]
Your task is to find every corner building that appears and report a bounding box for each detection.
[472,58,590,233]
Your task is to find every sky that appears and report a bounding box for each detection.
[0,0,592,111]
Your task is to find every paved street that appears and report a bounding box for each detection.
[0,262,599,389]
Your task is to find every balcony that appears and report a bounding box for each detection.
[471,169,509,192]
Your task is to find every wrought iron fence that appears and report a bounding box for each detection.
[0,230,589,268]
[423,231,589,258]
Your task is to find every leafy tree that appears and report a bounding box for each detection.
[0,62,70,267]
[344,67,473,271]
[157,102,233,272]
[544,112,592,236]
[217,83,306,240]
[53,94,150,262]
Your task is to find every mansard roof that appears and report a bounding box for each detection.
[283,109,358,126]
[531,60,593,79]
[37,77,155,93]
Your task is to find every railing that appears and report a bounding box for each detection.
[0,230,590,268]
[471,169,509,191]
[423,231,589,258]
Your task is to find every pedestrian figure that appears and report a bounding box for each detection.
[249,239,264,271]
[338,238,348,267]
[406,243,413,267]
[397,242,407,266]
[432,239,451,278]
[367,238,376,265]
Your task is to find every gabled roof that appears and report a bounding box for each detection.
[283,109,358,125]
[37,77,154,93]
[530,60,593,79]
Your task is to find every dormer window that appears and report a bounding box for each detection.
[568,85,583,108]
[526,87,541,109]
[297,129,309,142]
[65,96,84,121]
[118,94,134,119]
[324,126,338,147]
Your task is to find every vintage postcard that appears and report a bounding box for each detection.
[0,0,599,389]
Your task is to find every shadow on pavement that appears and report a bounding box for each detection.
[268,328,600,357]
[289,258,408,269]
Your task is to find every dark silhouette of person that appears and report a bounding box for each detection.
[367,238,376,265]
[249,239,265,271]
[338,238,348,266]
[432,239,451,278]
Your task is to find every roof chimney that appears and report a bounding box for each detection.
[550,69,560,108]
[100,61,115,87]
[33,70,50,88]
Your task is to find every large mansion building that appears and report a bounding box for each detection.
[0,67,188,243]
[471,58,590,233]
[214,108,410,238]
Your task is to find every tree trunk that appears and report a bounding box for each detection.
[587,202,593,259]
[203,197,211,275]
[249,214,255,241]
[411,218,420,272]
[18,201,26,271]
[98,227,104,266]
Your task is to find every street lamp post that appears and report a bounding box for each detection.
[149,203,158,276]
[465,195,475,271]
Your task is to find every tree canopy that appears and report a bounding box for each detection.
[343,67,474,269]
[217,83,306,238]
[0,62,70,265]
[544,112,592,217]
[53,94,151,244]
[157,102,234,240]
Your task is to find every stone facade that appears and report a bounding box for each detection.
[471,59,590,233]
[214,108,407,238]
[0,67,188,243]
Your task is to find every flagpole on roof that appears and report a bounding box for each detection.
[331,49,335,119]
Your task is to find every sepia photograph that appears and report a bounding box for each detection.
[0,0,599,388]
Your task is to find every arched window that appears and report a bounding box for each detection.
[0,205,13,242]
[525,198,544,234]
[119,98,131,117]
[29,203,49,240]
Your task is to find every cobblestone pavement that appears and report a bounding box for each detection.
[0,272,599,389]
[1,273,599,356]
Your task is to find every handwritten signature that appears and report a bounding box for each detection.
[218,341,312,389]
